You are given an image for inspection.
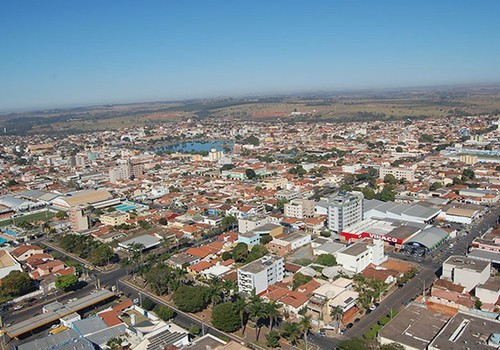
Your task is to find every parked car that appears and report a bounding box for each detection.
[13,304,24,311]
[369,305,377,311]
[346,323,354,329]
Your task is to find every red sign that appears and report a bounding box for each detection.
[340,231,403,245]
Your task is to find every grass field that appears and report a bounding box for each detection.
[0,210,55,227]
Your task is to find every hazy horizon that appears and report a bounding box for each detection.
[2,1,500,111]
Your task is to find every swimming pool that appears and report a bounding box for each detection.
[3,229,18,237]
[115,203,137,212]
[0,237,7,245]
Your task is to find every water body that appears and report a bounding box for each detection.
[156,141,234,153]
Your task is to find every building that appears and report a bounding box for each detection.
[442,256,490,292]
[327,192,363,232]
[378,304,451,350]
[208,148,223,162]
[100,211,130,226]
[238,215,272,233]
[268,232,312,256]
[342,164,362,174]
[11,245,44,262]
[238,256,284,295]
[428,311,500,350]
[238,231,260,246]
[475,278,500,311]
[379,167,415,181]
[364,199,441,224]
[52,190,117,210]
[109,163,130,183]
[335,239,387,273]
[284,199,315,219]
[69,206,90,232]
[0,249,23,279]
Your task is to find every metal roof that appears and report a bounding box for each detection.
[405,227,448,249]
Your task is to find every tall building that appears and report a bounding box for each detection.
[379,167,415,181]
[69,206,90,232]
[208,148,223,162]
[327,192,363,232]
[238,256,284,295]
[109,164,130,183]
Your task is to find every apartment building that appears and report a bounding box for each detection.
[268,232,312,256]
[284,199,314,219]
[238,256,284,295]
[379,167,415,181]
[69,206,89,232]
[100,211,130,226]
[238,215,272,233]
[327,192,363,232]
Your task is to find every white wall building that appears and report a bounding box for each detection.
[335,239,387,273]
[379,167,415,181]
[442,256,490,292]
[327,192,363,232]
[238,256,284,295]
[238,215,272,233]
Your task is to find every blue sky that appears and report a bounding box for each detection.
[1,0,500,110]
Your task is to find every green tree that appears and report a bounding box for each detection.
[266,330,281,348]
[383,174,397,185]
[395,146,403,153]
[247,291,268,341]
[380,343,406,350]
[232,242,249,262]
[299,315,312,350]
[212,302,241,332]
[260,235,273,245]
[419,134,434,143]
[88,244,114,266]
[245,168,257,179]
[221,215,237,230]
[221,251,232,261]
[360,187,376,200]
[242,135,260,146]
[265,300,281,331]
[330,305,344,333]
[429,182,443,191]
[316,254,336,266]
[292,272,313,290]
[55,274,79,290]
[0,271,33,297]
[462,168,475,181]
[281,322,302,350]
[246,244,268,263]
[233,297,248,334]
[142,297,156,311]
[320,230,331,237]
[376,186,396,202]
[154,305,175,321]
[173,285,208,312]
[189,324,201,335]
[475,299,483,310]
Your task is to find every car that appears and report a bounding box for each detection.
[346,323,353,329]
[318,332,326,337]
[13,304,24,311]
[339,329,346,335]
[51,324,59,329]
[365,309,372,315]
[354,318,361,323]
[369,305,377,311]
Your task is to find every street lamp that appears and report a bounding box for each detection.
[383,304,393,320]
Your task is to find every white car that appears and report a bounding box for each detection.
[13,304,24,311]
[369,305,377,311]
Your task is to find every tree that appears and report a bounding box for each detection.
[189,324,201,335]
[233,297,248,334]
[0,271,32,297]
[418,134,434,143]
[173,285,208,312]
[281,322,302,350]
[232,242,249,262]
[260,235,273,245]
[221,251,232,261]
[88,244,114,266]
[55,274,79,290]
[245,168,257,179]
[475,299,483,310]
[377,186,396,202]
[142,297,156,311]
[429,182,443,191]
[265,300,281,331]
[395,146,403,153]
[266,330,281,348]
[330,306,344,332]
[153,305,173,320]
[383,174,397,185]
[292,272,312,290]
[221,215,237,230]
[212,302,241,332]
[320,230,331,238]
[462,168,475,181]
[241,135,260,146]
[158,217,168,225]
[247,291,268,341]
[299,315,312,350]
[316,254,336,266]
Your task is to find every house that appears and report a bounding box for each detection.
[268,232,312,256]
[0,249,23,280]
[11,245,44,262]
[441,256,490,292]
[336,239,387,273]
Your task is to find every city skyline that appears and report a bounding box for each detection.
[1,0,500,110]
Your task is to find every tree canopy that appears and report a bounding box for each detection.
[55,274,79,290]
[316,254,336,266]
[173,285,208,313]
[211,302,241,332]
[1,271,33,297]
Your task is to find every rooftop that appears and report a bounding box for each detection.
[443,255,490,273]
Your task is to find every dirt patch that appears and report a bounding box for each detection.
[381,258,416,273]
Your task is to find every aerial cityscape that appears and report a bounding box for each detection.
[1,2,500,350]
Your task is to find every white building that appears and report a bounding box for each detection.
[379,167,415,181]
[238,256,284,295]
[327,192,363,232]
[342,164,362,174]
[208,148,224,162]
[284,199,315,219]
[335,239,387,273]
[0,250,23,280]
[238,215,272,233]
[441,256,490,292]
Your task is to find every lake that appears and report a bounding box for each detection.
[156,141,233,153]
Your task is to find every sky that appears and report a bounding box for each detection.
[1,0,500,111]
